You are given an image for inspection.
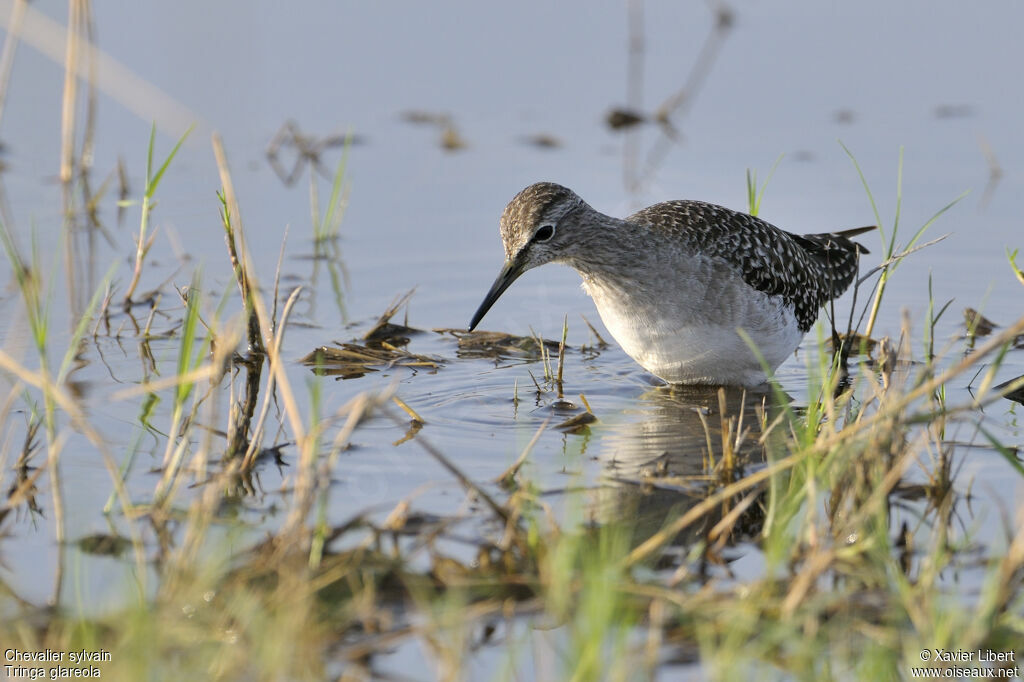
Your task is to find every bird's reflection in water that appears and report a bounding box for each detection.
[591,384,792,568]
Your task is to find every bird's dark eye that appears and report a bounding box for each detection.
[534,224,555,242]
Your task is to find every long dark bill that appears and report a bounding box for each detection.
[467,258,526,331]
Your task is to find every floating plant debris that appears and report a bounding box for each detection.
[605,107,646,130]
[521,133,562,149]
[963,308,1024,347]
[304,291,440,377]
[400,110,450,126]
[934,103,974,119]
[438,329,563,361]
[555,410,597,434]
[964,307,998,337]
[75,532,132,557]
[833,108,856,125]
[399,110,466,151]
[827,331,881,353]
[363,321,420,348]
[301,342,441,379]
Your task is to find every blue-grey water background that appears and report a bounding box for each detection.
[1,1,1023,676]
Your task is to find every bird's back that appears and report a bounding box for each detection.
[626,200,872,332]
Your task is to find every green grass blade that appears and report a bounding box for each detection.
[1008,248,1024,286]
[144,123,155,193]
[903,190,968,253]
[746,168,756,215]
[147,124,194,199]
[745,154,783,217]
[317,131,353,240]
[175,270,202,407]
[840,140,884,246]
[890,146,903,256]
[57,262,119,384]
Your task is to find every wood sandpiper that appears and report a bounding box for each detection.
[468,182,873,386]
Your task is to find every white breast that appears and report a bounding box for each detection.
[579,256,804,385]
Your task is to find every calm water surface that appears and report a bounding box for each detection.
[1,0,1023,675]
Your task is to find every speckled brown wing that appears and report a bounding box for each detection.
[627,200,872,332]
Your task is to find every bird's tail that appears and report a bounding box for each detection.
[793,225,877,298]
[827,224,877,248]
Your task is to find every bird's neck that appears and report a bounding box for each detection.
[566,214,655,279]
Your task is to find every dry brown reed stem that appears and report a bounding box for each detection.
[717,388,734,472]
[270,226,289,338]
[529,327,553,382]
[580,314,608,347]
[556,315,567,395]
[212,134,243,246]
[213,133,312,537]
[142,294,160,335]
[695,407,717,470]
[0,0,27,130]
[780,547,837,617]
[240,285,302,472]
[79,0,97,169]
[392,395,424,423]
[212,134,302,434]
[59,0,82,184]
[219,182,264,353]
[37,385,68,606]
[855,234,950,292]
[187,353,224,497]
[624,315,1024,568]
[58,0,96,320]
